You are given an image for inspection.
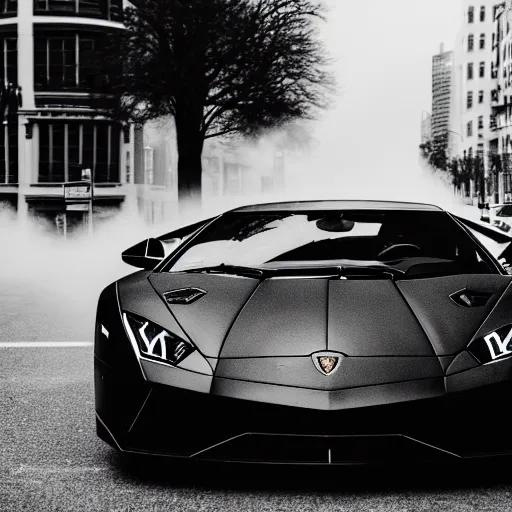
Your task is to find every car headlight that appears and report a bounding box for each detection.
[122,312,195,366]
[468,324,512,364]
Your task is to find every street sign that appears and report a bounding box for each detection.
[63,180,94,235]
[66,203,89,212]
[64,182,91,201]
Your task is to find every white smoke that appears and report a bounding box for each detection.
[0,134,484,343]
[0,0,483,342]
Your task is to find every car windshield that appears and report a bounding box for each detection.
[497,205,512,217]
[163,210,499,279]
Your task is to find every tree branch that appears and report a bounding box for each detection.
[204,127,240,139]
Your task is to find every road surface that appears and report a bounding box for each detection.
[3,202,512,511]
[3,344,512,511]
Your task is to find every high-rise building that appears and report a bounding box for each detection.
[0,1,135,234]
[431,43,454,141]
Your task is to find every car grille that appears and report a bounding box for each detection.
[122,381,512,462]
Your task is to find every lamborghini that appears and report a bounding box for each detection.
[94,200,512,464]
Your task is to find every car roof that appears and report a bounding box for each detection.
[230,200,444,213]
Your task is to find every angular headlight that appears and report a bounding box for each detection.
[122,312,195,366]
[468,324,512,364]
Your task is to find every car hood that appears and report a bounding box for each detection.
[117,271,512,390]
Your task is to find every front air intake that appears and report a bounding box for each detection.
[163,288,207,305]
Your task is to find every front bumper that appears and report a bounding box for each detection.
[95,356,512,465]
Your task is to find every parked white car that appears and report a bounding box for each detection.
[488,203,512,234]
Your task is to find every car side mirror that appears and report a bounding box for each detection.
[122,238,165,270]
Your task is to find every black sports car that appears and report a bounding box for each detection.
[95,200,512,465]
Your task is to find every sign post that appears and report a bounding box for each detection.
[63,179,92,236]
[81,168,93,235]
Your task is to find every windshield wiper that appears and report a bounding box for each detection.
[181,264,264,279]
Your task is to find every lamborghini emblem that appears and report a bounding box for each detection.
[312,352,343,376]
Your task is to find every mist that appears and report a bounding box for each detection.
[0,150,473,344]
[0,0,477,342]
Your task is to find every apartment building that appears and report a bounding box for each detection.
[0,1,135,234]
[453,1,498,166]
[490,1,512,201]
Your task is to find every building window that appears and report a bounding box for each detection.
[468,34,474,51]
[34,0,77,14]
[34,33,113,91]
[468,62,474,79]
[480,5,485,22]
[0,123,18,184]
[144,147,154,185]
[144,147,154,173]
[38,122,121,183]
[126,150,131,184]
[480,33,485,49]
[34,36,77,90]
[478,115,484,129]
[467,91,473,109]
[33,0,123,21]
[468,6,474,23]
[477,143,484,161]
[467,121,473,137]
[1,0,16,15]
[479,90,484,103]
[0,37,17,85]
[479,61,485,77]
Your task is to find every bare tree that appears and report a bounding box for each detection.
[96,0,334,207]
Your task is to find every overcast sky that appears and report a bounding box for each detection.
[284,0,463,205]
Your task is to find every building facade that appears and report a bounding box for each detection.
[133,118,179,225]
[454,1,498,169]
[0,1,135,235]
[132,119,279,225]
[490,1,512,202]
[0,1,283,231]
